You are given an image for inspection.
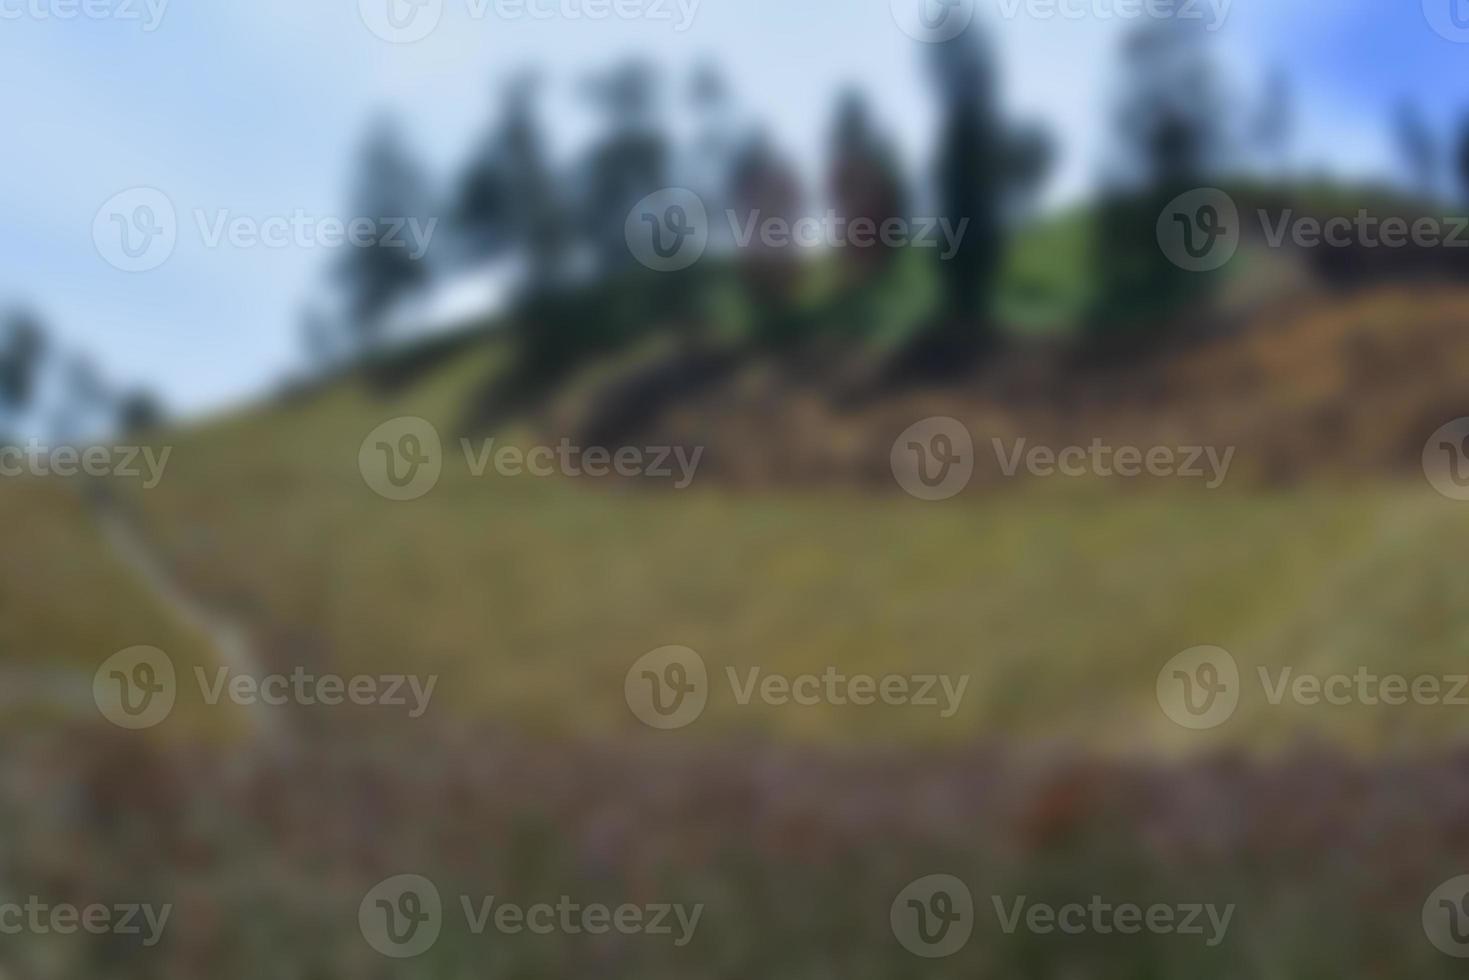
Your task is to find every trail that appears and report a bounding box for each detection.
[88,491,284,742]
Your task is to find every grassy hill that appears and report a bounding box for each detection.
[2,285,1452,753]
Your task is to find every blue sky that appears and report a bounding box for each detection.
[0,0,1462,416]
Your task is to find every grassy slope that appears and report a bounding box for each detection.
[90,333,1469,753]
[0,477,222,733]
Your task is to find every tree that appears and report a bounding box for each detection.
[827,89,908,283]
[729,131,804,347]
[0,310,47,439]
[49,353,113,443]
[336,115,435,351]
[1254,67,1293,174]
[580,60,669,275]
[929,31,1005,328]
[1395,100,1438,199]
[455,72,567,281]
[117,390,164,434]
[1091,18,1228,339]
[891,27,1051,374]
[454,89,515,265]
[685,61,740,255]
[1457,113,1469,205]
[299,303,347,372]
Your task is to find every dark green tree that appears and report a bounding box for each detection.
[1090,19,1227,341]
[581,60,669,275]
[891,28,1051,376]
[0,309,47,439]
[828,89,908,283]
[336,116,435,351]
[1395,99,1438,199]
[455,72,567,283]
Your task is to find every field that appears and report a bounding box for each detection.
[5,288,1469,980]
[10,312,1467,753]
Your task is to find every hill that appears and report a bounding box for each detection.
[11,284,1467,752]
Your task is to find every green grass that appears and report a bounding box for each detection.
[0,477,224,734]
[36,338,1454,753]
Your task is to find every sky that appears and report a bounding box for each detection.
[0,0,1463,417]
